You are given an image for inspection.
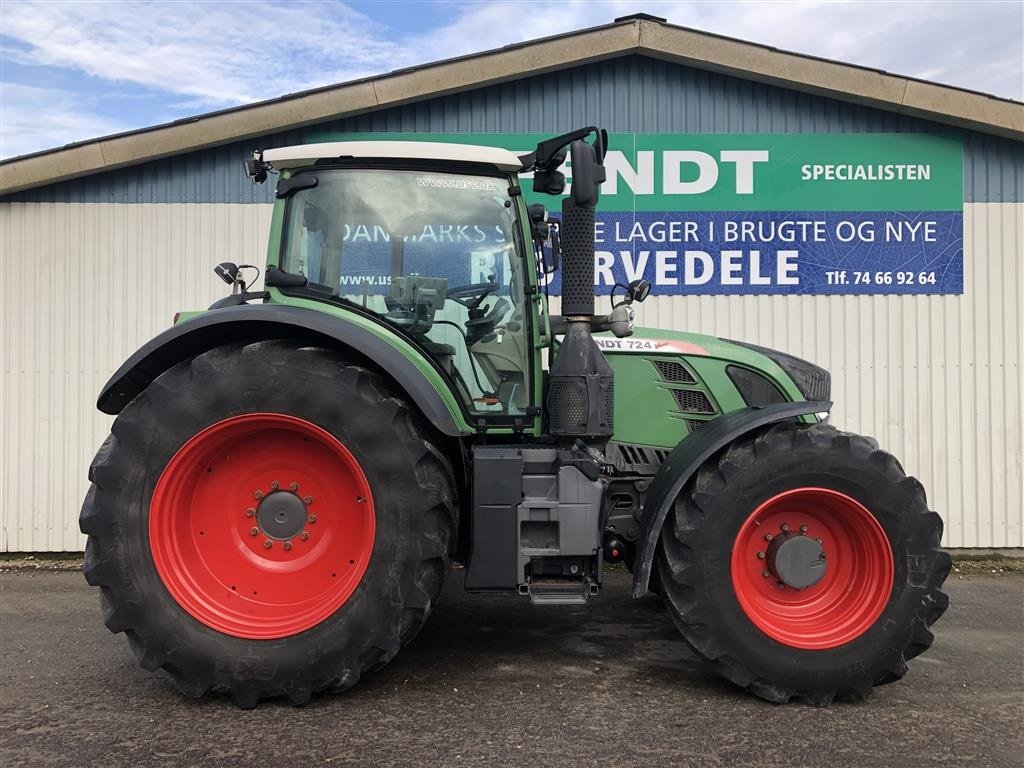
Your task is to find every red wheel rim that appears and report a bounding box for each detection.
[149,413,375,639]
[730,487,893,650]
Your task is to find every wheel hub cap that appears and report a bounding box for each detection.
[766,532,826,589]
[257,491,308,540]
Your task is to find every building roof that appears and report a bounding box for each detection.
[2,13,1021,195]
[262,141,524,172]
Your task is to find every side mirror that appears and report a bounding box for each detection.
[214,262,239,285]
[568,139,606,209]
[627,278,652,304]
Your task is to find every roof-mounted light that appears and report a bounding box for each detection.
[243,150,269,184]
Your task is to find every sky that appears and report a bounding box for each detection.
[1,0,1022,160]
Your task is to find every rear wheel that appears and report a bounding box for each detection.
[80,341,457,707]
[655,421,950,705]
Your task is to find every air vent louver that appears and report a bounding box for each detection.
[671,389,715,414]
[651,360,696,384]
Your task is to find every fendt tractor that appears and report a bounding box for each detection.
[81,127,950,708]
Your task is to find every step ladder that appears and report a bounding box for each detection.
[524,577,599,606]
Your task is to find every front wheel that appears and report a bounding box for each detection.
[656,422,950,705]
[80,341,457,707]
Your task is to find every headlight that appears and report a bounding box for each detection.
[726,340,831,403]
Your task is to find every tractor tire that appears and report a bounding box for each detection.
[80,340,457,708]
[655,421,950,706]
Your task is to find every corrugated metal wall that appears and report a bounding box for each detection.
[2,201,1020,550]
[0,203,273,551]
[2,54,1022,550]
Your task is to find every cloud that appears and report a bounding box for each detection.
[0,0,397,105]
[685,0,1024,100]
[418,0,1022,100]
[0,83,129,158]
[0,0,1020,158]
[5,0,1021,105]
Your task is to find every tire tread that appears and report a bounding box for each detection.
[656,421,950,705]
[79,341,458,707]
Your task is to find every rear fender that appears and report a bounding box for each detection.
[97,304,471,436]
[631,400,830,597]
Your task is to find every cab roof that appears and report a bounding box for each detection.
[262,141,525,172]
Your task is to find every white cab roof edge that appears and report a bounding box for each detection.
[262,141,525,172]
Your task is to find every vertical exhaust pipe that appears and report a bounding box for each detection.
[559,198,596,316]
[547,139,614,447]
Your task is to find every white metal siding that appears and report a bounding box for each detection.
[1,203,274,551]
[1,201,1020,550]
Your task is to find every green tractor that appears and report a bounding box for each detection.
[81,127,950,708]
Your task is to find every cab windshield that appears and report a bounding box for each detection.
[280,168,532,417]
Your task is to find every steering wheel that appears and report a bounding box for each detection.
[446,281,498,309]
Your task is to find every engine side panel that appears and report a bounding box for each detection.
[598,327,809,449]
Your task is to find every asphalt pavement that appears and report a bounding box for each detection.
[1,567,1021,768]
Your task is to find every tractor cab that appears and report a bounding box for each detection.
[258,141,539,419]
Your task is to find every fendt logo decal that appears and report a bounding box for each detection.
[595,338,710,356]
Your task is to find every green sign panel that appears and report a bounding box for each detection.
[308,132,964,294]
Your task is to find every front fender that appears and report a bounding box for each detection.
[97,304,472,436]
[631,400,830,598]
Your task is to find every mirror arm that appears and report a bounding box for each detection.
[519,126,603,172]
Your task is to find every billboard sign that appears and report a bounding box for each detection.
[310,132,964,295]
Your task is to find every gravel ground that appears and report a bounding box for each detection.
[1,568,1022,768]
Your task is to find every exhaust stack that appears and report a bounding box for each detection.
[546,139,613,447]
[559,199,597,316]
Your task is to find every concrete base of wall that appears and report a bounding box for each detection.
[945,548,1023,559]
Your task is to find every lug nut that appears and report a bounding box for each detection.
[756,551,766,560]
[245,508,255,518]
[303,495,313,504]
[299,532,309,541]
[777,582,785,590]
[254,490,263,500]
[762,569,770,578]
[816,537,823,544]
[763,533,773,542]
[780,523,789,532]
[356,496,366,503]
[283,541,292,551]
[263,540,273,550]
[307,514,317,524]
[249,527,259,536]
[800,524,808,533]
[289,482,299,491]
[271,481,279,490]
